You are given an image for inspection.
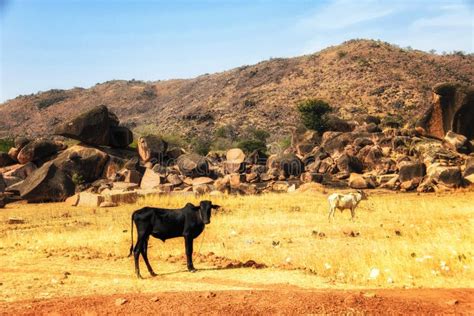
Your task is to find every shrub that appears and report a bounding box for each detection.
[245,127,270,142]
[214,125,238,141]
[243,99,256,107]
[190,137,212,156]
[71,173,84,185]
[337,50,347,59]
[0,138,14,152]
[296,99,332,133]
[236,139,266,154]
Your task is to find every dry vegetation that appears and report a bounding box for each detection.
[0,39,472,140]
[0,190,473,302]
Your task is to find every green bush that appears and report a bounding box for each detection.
[190,137,212,156]
[296,99,332,133]
[214,125,238,141]
[0,138,14,152]
[236,139,266,154]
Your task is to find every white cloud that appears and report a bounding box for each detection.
[412,3,473,28]
[297,0,400,30]
[296,0,473,54]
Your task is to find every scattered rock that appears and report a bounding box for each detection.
[138,135,168,163]
[140,168,162,189]
[7,217,26,224]
[17,139,66,164]
[99,201,118,208]
[177,154,209,177]
[0,152,15,167]
[115,298,128,306]
[17,162,75,202]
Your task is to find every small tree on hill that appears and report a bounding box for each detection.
[296,99,332,133]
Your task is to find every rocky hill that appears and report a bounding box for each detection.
[1,39,472,141]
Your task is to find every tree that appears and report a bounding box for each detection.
[296,99,332,133]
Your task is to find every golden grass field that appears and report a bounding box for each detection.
[0,190,473,303]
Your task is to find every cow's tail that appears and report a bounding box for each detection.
[128,212,135,257]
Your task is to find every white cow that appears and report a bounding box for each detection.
[328,190,368,222]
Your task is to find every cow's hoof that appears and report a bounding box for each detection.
[150,272,158,277]
[189,268,197,273]
[137,274,144,279]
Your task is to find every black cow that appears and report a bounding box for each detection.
[128,200,220,278]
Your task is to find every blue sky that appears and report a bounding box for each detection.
[0,0,473,102]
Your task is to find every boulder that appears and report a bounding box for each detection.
[464,174,474,185]
[55,105,111,146]
[77,192,105,207]
[122,169,141,184]
[225,148,246,173]
[398,161,426,182]
[417,84,474,140]
[336,154,363,175]
[272,181,289,192]
[3,162,37,180]
[214,177,230,193]
[192,177,214,186]
[193,184,212,195]
[238,183,257,195]
[8,147,19,162]
[353,137,374,148]
[4,175,23,189]
[0,152,15,167]
[65,193,80,206]
[166,174,183,186]
[166,147,186,160]
[103,190,138,204]
[111,182,139,191]
[444,131,470,153]
[464,157,474,177]
[348,173,368,189]
[266,153,303,178]
[17,161,75,202]
[140,168,162,189]
[428,164,463,188]
[53,145,109,183]
[246,150,268,165]
[109,126,133,148]
[245,172,258,183]
[103,156,127,180]
[0,174,6,193]
[322,132,371,154]
[229,173,243,189]
[300,172,323,183]
[17,139,66,164]
[14,137,30,150]
[100,201,118,208]
[138,135,168,163]
[177,154,209,177]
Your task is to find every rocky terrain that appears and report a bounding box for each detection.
[0,39,472,140]
[0,89,473,207]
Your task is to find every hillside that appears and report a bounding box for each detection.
[0,39,472,141]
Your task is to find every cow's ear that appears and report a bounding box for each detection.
[212,204,221,210]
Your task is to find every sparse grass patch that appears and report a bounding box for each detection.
[0,191,472,301]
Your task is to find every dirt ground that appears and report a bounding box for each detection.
[0,288,472,315]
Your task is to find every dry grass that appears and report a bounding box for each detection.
[0,191,473,302]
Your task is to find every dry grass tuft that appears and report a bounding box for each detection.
[0,191,472,301]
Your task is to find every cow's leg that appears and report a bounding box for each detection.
[184,236,196,272]
[133,228,148,279]
[142,235,157,277]
[350,207,355,221]
[328,207,334,222]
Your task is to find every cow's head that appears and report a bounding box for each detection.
[199,200,221,224]
[356,190,368,200]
